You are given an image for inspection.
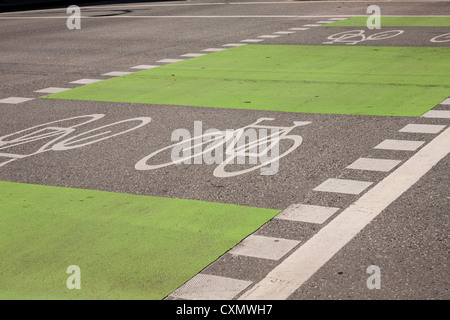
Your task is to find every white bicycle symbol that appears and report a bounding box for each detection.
[430,33,450,43]
[0,114,151,167]
[324,29,404,45]
[135,118,311,178]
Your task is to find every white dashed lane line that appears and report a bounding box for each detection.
[374,139,425,151]
[34,87,71,94]
[313,178,373,195]
[70,78,102,84]
[346,158,402,172]
[228,235,300,261]
[275,204,340,225]
[0,97,34,104]
[102,71,133,77]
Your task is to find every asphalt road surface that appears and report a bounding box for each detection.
[0,0,449,302]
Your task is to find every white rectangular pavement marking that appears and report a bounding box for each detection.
[374,139,425,151]
[102,71,133,76]
[240,127,450,300]
[240,39,264,42]
[289,27,309,31]
[222,43,247,47]
[258,35,280,38]
[421,110,450,119]
[156,58,185,63]
[313,178,373,195]
[399,124,446,134]
[0,97,34,104]
[346,158,402,172]
[170,274,252,300]
[276,204,340,224]
[273,31,295,34]
[130,65,159,70]
[70,79,102,84]
[34,87,70,94]
[229,235,300,261]
[202,48,227,52]
[440,98,450,105]
[181,53,207,57]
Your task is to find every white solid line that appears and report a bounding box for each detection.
[422,110,450,119]
[240,127,450,300]
[2,15,449,20]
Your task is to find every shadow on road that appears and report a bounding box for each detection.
[0,0,184,13]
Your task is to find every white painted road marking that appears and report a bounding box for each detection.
[422,110,450,119]
[346,158,402,172]
[441,98,450,105]
[102,71,133,76]
[276,204,340,224]
[0,97,34,104]
[157,58,185,63]
[169,274,252,300]
[375,139,425,151]
[240,127,450,300]
[229,235,300,260]
[240,39,265,42]
[273,31,295,34]
[313,178,373,195]
[202,48,227,52]
[34,87,70,94]
[222,43,247,47]
[399,124,446,134]
[181,53,207,57]
[131,65,159,70]
[258,35,281,38]
[70,79,102,84]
